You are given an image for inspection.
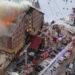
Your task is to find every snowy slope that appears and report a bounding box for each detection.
[38,0,75,23]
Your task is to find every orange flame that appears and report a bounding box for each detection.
[6,21,10,25]
[0,19,10,26]
[0,15,18,27]
[11,15,17,21]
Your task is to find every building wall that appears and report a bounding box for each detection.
[0,37,9,49]
[69,14,75,25]
[11,22,26,50]
[0,8,44,54]
[32,9,44,31]
[24,13,32,31]
[22,8,44,34]
[69,8,75,25]
[73,8,75,13]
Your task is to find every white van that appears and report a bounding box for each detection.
[67,63,73,72]
[57,57,64,64]
[40,60,50,68]
[53,63,59,71]
[63,52,70,59]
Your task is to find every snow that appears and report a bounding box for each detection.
[53,20,75,33]
[38,0,75,23]
[7,72,19,75]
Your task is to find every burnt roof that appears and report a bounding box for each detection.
[26,7,34,14]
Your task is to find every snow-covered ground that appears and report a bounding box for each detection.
[53,19,75,33]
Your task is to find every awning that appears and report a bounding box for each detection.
[30,36,42,50]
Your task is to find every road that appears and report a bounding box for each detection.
[39,43,72,75]
[52,47,75,75]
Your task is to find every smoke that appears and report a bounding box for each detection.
[0,20,8,36]
[0,0,32,20]
[0,0,32,36]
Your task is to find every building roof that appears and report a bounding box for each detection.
[31,6,44,14]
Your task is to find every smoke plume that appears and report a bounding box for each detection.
[0,0,32,36]
[0,20,8,36]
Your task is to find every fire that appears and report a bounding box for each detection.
[11,15,18,21]
[6,21,10,25]
[0,15,18,27]
[0,19,11,26]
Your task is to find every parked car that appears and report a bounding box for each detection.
[14,67,21,72]
[29,72,36,75]
[16,63,23,67]
[67,62,73,72]
[54,50,58,54]
[57,57,64,64]
[69,73,75,75]
[57,47,63,52]
[63,52,70,59]
[53,63,60,71]
[35,65,43,72]
[49,54,56,59]
[40,59,50,68]
[46,57,52,62]
[62,41,67,46]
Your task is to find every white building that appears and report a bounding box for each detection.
[69,8,75,25]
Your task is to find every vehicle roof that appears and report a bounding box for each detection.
[59,57,64,61]
[68,63,73,69]
[64,52,70,57]
[54,63,59,67]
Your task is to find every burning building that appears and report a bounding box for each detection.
[0,1,44,55]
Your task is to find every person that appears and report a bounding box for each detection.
[65,71,67,75]
[25,72,28,75]
[51,70,53,75]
